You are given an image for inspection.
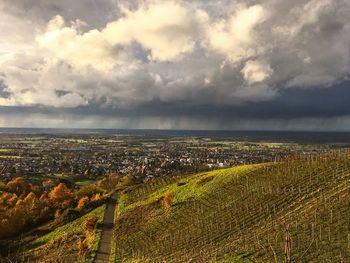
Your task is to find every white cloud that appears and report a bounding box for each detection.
[36,1,201,72]
[103,1,199,61]
[206,4,267,62]
[241,60,273,84]
[36,18,123,72]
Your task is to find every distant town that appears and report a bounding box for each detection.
[0,133,342,184]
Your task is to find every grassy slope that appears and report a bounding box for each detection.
[113,152,350,262]
[20,205,106,263]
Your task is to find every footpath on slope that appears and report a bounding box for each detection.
[95,192,118,263]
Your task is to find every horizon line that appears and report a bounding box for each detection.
[1,127,350,133]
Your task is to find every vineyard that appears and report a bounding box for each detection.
[2,205,106,263]
[112,151,350,262]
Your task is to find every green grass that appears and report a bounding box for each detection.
[109,194,129,263]
[85,205,106,263]
[112,152,350,262]
[22,205,106,262]
[121,164,262,215]
[109,239,117,263]
[216,252,255,263]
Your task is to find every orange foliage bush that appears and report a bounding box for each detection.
[77,196,89,209]
[49,183,73,209]
[162,191,172,211]
[91,193,102,202]
[0,176,104,239]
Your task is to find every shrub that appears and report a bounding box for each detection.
[91,193,102,202]
[77,196,89,209]
[162,192,172,211]
[84,216,97,233]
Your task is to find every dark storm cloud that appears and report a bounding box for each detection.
[1,81,349,120]
[109,81,350,119]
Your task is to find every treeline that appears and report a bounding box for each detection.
[0,177,108,239]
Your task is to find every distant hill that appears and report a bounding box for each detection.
[111,151,350,262]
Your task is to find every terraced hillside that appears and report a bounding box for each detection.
[112,151,350,262]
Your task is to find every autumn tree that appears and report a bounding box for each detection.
[0,181,7,191]
[0,178,72,238]
[39,193,49,204]
[23,192,41,223]
[50,183,73,209]
[0,192,18,209]
[7,177,31,197]
[11,199,26,229]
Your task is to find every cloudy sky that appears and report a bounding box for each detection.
[0,0,350,130]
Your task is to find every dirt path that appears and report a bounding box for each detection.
[95,192,118,263]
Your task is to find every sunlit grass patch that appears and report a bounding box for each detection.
[21,205,106,262]
[122,164,263,213]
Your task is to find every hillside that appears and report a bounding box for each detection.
[2,205,106,263]
[111,151,350,262]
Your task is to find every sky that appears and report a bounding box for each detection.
[0,0,350,130]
